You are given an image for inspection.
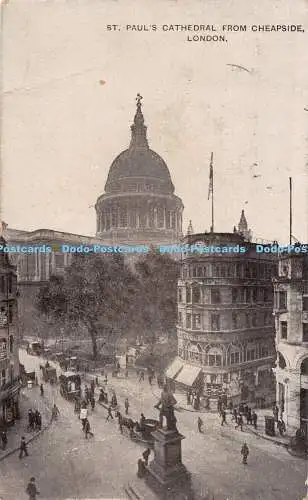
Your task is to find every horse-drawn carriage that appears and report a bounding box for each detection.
[41,365,57,384]
[118,414,159,445]
[59,372,81,401]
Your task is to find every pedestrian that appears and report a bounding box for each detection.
[252,411,258,429]
[197,416,203,433]
[139,371,144,382]
[40,383,44,397]
[142,448,151,466]
[241,442,249,464]
[51,404,60,422]
[125,370,128,378]
[139,413,146,431]
[90,380,95,396]
[104,374,108,385]
[19,436,29,459]
[84,418,94,439]
[1,429,7,450]
[247,407,252,425]
[95,376,99,386]
[231,408,238,422]
[221,409,227,426]
[117,411,123,433]
[125,398,129,415]
[74,397,81,417]
[84,385,90,403]
[235,414,243,431]
[26,477,39,500]
[111,392,117,407]
[28,409,34,431]
[90,396,95,411]
[277,418,286,436]
[80,406,88,430]
[106,406,114,422]
[34,410,41,430]
[186,391,190,405]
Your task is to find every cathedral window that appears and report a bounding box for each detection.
[119,207,128,227]
[157,207,164,228]
[230,351,240,365]
[111,206,118,227]
[192,286,201,304]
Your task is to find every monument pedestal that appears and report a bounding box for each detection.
[145,428,193,499]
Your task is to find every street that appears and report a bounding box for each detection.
[0,350,306,500]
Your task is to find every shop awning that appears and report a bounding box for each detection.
[175,364,202,387]
[165,357,183,380]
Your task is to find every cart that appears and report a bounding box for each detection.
[59,372,81,401]
[42,365,57,384]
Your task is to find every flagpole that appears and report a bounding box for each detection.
[289,177,292,245]
[211,153,214,232]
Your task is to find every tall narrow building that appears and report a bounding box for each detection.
[0,235,20,427]
[273,253,308,435]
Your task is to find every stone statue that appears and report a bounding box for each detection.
[154,385,177,430]
[136,93,143,106]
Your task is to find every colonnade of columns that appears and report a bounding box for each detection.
[96,203,182,233]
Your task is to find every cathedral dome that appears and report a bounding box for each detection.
[104,95,174,194]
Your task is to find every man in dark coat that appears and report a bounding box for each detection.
[221,409,227,426]
[1,429,7,450]
[19,436,29,459]
[197,416,204,433]
[26,477,39,500]
[241,442,249,464]
[252,411,258,429]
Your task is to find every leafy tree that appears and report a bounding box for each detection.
[36,253,140,359]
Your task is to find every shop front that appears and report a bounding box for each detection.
[0,380,21,428]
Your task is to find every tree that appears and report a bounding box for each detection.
[135,250,179,341]
[36,253,140,359]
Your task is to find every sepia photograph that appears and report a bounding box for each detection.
[0,0,308,498]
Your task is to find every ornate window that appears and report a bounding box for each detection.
[280,321,287,339]
[246,345,256,362]
[207,347,222,367]
[232,312,239,329]
[178,288,183,302]
[192,286,201,304]
[186,313,192,329]
[230,351,240,365]
[0,338,7,359]
[211,313,220,331]
[192,314,201,330]
[186,286,192,303]
[232,288,238,303]
[188,344,202,363]
[211,288,221,304]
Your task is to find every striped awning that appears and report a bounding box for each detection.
[165,357,183,380]
[175,364,201,387]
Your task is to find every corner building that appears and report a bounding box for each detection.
[273,253,308,435]
[170,231,277,409]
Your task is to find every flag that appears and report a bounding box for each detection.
[208,152,213,200]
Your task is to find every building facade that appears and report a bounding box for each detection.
[0,236,20,427]
[167,222,277,408]
[273,253,308,434]
[95,95,183,245]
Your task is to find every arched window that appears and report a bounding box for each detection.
[207,347,222,367]
[188,344,201,363]
[229,346,241,365]
[300,358,308,375]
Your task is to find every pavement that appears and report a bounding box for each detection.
[1,350,307,500]
[0,385,52,461]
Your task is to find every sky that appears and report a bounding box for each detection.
[1,0,308,243]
